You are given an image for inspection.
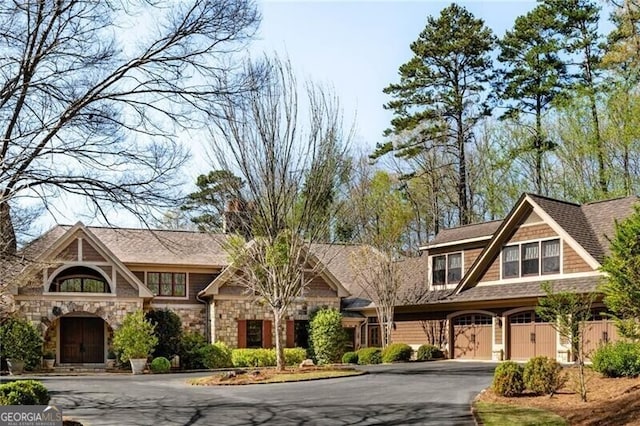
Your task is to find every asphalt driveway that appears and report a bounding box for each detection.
[18,361,496,425]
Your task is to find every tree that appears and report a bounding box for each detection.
[600,205,640,340]
[376,4,495,225]
[146,309,183,360]
[0,0,260,261]
[181,170,246,232]
[536,282,595,402]
[207,56,350,370]
[497,4,567,194]
[309,308,347,365]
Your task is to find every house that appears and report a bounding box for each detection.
[390,193,637,362]
[10,223,363,366]
[9,192,637,367]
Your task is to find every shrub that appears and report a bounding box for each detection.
[342,351,358,364]
[381,343,413,363]
[146,309,182,359]
[284,348,307,366]
[492,361,525,397]
[199,342,233,369]
[309,308,347,365]
[179,332,208,370]
[357,347,382,365]
[523,356,566,395]
[231,348,276,368]
[113,310,158,362]
[592,341,640,377]
[0,318,43,370]
[0,380,50,405]
[416,344,444,361]
[150,357,171,373]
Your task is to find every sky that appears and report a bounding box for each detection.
[39,1,544,231]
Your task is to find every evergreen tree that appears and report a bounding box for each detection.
[497,4,567,194]
[376,4,495,225]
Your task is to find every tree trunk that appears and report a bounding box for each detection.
[457,117,469,225]
[0,201,17,258]
[273,310,285,371]
[535,99,543,195]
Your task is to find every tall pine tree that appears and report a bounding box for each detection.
[375,4,495,225]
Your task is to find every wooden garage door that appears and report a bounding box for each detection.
[453,314,492,359]
[584,311,619,360]
[509,311,556,360]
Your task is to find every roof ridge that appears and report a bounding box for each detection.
[437,218,503,232]
[583,195,639,206]
[526,192,581,207]
[60,224,227,237]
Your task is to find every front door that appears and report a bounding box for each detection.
[60,317,105,363]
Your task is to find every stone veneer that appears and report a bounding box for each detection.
[212,297,340,348]
[150,304,206,335]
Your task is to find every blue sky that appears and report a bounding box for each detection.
[252,0,537,151]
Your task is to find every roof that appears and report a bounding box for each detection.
[426,220,502,248]
[311,243,363,297]
[581,196,639,260]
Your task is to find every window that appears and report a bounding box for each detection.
[246,320,263,348]
[432,252,462,285]
[501,239,561,279]
[542,240,560,274]
[502,246,519,278]
[147,272,186,297]
[50,266,110,293]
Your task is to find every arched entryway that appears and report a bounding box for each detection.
[45,312,112,365]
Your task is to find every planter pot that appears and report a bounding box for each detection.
[129,358,147,375]
[7,359,25,375]
[106,359,116,369]
[43,358,55,369]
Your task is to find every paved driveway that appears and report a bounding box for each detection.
[21,361,496,425]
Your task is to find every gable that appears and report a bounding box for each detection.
[82,239,106,262]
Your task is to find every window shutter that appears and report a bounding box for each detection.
[286,320,295,348]
[237,319,247,348]
[263,320,273,348]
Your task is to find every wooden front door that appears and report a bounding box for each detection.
[60,317,105,363]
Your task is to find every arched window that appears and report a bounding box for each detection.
[50,266,111,293]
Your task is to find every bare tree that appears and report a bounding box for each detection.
[0,0,260,260]
[207,56,350,370]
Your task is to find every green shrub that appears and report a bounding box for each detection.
[416,344,444,361]
[284,348,307,366]
[0,380,50,405]
[146,309,182,359]
[309,308,347,365]
[381,343,413,363]
[179,332,208,370]
[342,351,358,364]
[150,357,171,373]
[0,318,43,370]
[199,342,233,369]
[113,310,158,362]
[357,347,382,365]
[523,356,566,395]
[492,361,525,397]
[231,348,276,367]
[592,341,640,377]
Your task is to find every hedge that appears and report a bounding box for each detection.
[381,343,413,363]
[0,380,50,405]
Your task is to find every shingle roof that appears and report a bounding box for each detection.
[581,196,639,260]
[427,220,502,247]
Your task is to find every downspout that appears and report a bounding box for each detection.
[196,292,211,343]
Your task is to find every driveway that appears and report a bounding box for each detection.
[20,361,496,425]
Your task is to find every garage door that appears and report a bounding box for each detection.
[452,314,492,359]
[509,311,556,360]
[584,310,619,360]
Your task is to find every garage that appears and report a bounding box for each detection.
[508,311,556,360]
[452,314,492,359]
[584,310,619,360]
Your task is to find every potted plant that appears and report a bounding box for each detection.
[0,318,43,375]
[43,350,55,369]
[106,349,116,369]
[112,310,158,374]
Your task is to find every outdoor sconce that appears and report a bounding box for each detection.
[52,306,62,316]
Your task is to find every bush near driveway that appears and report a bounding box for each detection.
[591,341,640,377]
[309,308,347,365]
[356,347,382,365]
[0,380,50,405]
[523,356,566,396]
[179,332,208,369]
[381,343,412,363]
[200,342,233,369]
[0,318,43,370]
[231,348,307,368]
[342,351,358,364]
[492,361,524,397]
[416,344,444,361]
[150,357,171,373]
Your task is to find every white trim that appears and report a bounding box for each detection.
[479,270,602,286]
[78,238,83,261]
[420,235,492,251]
[44,292,117,298]
[429,251,464,289]
[518,221,546,228]
[150,303,204,308]
[498,237,563,281]
[145,271,190,300]
[45,263,115,294]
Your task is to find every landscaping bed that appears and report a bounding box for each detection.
[475,367,640,425]
[190,366,364,386]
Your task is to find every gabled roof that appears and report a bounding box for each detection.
[421,220,502,250]
[581,196,639,260]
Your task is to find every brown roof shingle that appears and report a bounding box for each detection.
[427,220,502,247]
[581,196,639,260]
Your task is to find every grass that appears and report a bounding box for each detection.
[190,367,364,386]
[474,402,568,426]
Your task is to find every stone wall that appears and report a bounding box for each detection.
[212,297,340,348]
[150,303,207,335]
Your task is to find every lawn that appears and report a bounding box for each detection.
[474,402,567,426]
[190,367,364,386]
[476,367,640,425]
